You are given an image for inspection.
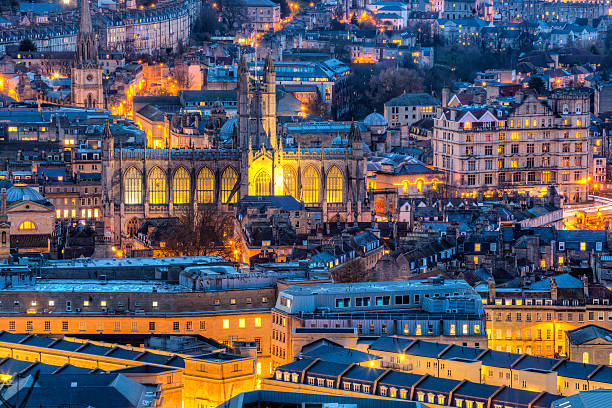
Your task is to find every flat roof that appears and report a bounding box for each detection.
[280,278,471,296]
[1,279,187,293]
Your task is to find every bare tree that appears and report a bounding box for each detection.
[173,63,195,90]
[331,257,369,283]
[366,68,425,111]
[163,206,237,260]
[306,91,330,120]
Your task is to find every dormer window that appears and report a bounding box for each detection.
[576,104,582,114]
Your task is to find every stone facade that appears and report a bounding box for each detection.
[102,55,368,246]
[432,89,592,202]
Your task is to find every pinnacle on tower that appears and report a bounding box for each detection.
[238,54,248,73]
[103,120,112,139]
[80,0,93,34]
[264,52,275,73]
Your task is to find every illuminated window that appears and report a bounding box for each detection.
[580,242,586,251]
[303,165,320,203]
[124,167,142,204]
[221,167,238,203]
[462,324,468,335]
[8,127,17,132]
[71,209,76,218]
[283,166,297,197]
[464,122,471,130]
[326,166,343,203]
[152,301,158,307]
[148,167,167,204]
[18,221,36,230]
[48,300,54,307]
[239,318,246,328]
[254,317,262,327]
[56,209,61,218]
[558,256,564,264]
[450,324,456,335]
[474,243,481,252]
[511,132,519,140]
[83,301,90,306]
[196,167,214,203]
[100,301,107,307]
[474,256,478,264]
[583,352,589,364]
[416,324,422,335]
[223,319,230,329]
[254,170,272,195]
[172,167,190,204]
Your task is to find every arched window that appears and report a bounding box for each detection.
[173,167,190,204]
[124,167,142,204]
[1,231,6,244]
[326,166,343,203]
[283,166,297,198]
[221,167,238,204]
[254,170,271,196]
[303,166,320,204]
[148,167,167,204]
[18,221,37,231]
[196,167,214,203]
[126,218,139,237]
[87,94,93,108]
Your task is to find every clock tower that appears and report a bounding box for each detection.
[71,0,103,109]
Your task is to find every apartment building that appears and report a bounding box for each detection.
[384,92,440,128]
[263,356,562,408]
[243,0,281,32]
[0,331,255,408]
[270,277,486,368]
[432,89,591,202]
[478,274,612,358]
[364,337,612,396]
[565,324,612,366]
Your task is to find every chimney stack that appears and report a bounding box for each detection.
[441,87,450,108]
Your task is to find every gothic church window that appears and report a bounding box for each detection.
[148,167,167,204]
[283,166,297,198]
[303,166,320,204]
[196,167,214,203]
[255,170,272,196]
[221,167,238,204]
[326,166,343,203]
[126,218,139,237]
[124,167,142,204]
[173,167,190,204]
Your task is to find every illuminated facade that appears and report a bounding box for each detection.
[102,55,367,247]
[0,331,255,408]
[480,276,612,358]
[270,279,486,368]
[432,89,591,202]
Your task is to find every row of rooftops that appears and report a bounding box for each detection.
[273,356,560,408]
[364,337,612,384]
[0,331,243,366]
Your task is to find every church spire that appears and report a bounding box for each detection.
[76,0,98,65]
[80,0,93,33]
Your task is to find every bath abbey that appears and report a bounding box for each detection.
[101,54,368,242]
